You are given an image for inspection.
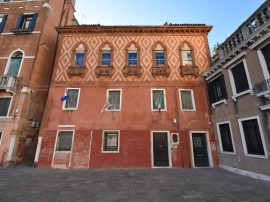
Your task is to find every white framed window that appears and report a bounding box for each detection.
[16,13,38,32]
[55,130,74,152]
[151,89,166,111]
[62,88,80,110]
[102,130,120,153]
[179,89,196,111]
[171,133,179,145]
[228,59,253,100]
[238,116,268,158]
[4,50,24,77]
[216,121,235,154]
[0,96,12,117]
[106,89,122,111]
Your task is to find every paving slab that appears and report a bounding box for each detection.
[0,166,269,201]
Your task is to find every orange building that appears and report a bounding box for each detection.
[37,24,219,168]
[0,0,76,166]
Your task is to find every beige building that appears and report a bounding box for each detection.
[204,1,270,178]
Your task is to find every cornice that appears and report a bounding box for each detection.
[55,24,213,35]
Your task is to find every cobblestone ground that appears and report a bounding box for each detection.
[0,166,270,202]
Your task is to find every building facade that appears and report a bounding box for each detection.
[204,1,270,177]
[0,0,76,166]
[37,24,219,168]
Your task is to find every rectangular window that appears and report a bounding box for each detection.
[207,74,227,104]
[0,97,11,117]
[179,89,196,111]
[101,52,111,66]
[107,89,121,111]
[182,50,193,65]
[7,56,22,76]
[155,51,165,65]
[152,89,166,111]
[75,53,84,66]
[128,52,137,66]
[261,43,270,74]
[217,122,234,153]
[239,117,267,156]
[0,131,2,146]
[0,14,7,33]
[63,88,80,110]
[102,131,119,152]
[56,131,74,151]
[16,13,38,32]
[231,62,250,94]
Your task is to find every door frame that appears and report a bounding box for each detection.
[151,130,172,168]
[189,131,213,168]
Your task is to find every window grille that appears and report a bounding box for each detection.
[64,89,79,109]
[56,131,73,151]
[103,132,118,151]
[108,90,121,110]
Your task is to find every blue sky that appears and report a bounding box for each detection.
[74,0,265,52]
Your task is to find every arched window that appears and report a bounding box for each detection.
[101,44,112,66]
[6,51,23,76]
[181,43,193,66]
[74,43,86,66]
[151,42,170,77]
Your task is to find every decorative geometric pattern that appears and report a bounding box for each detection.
[55,34,210,82]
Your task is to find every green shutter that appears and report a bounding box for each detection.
[0,15,8,33]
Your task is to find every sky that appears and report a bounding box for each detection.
[74,0,265,53]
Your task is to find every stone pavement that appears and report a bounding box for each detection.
[0,166,270,202]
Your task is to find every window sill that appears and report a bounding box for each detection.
[220,151,236,155]
[259,104,270,111]
[95,66,113,78]
[244,154,268,159]
[55,151,72,153]
[62,108,78,111]
[181,109,196,112]
[152,65,170,77]
[102,151,119,153]
[180,65,199,77]
[122,65,142,77]
[152,109,167,112]
[67,66,86,78]
[211,99,227,108]
[231,89,254,101]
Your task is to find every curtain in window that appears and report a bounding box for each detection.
[181,91,193,110]
[155,51,165,65]
[7,57,22,76]
[108,91,120,110]
[231,62,249,93]
[152,90,165,110]
[219,124,234,152]
[242,119,265,155]
[65,89,79,109]
[56,131,73,151]
[103,133,118,151]
[0,97,11,116]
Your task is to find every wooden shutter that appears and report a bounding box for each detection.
[0,15,8,33]
[16,14,24,29]
[29,13,38,32]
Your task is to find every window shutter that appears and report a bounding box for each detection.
[207,82,214,104]
[219,74,228,100]
[29,13,38,32]
[0,15,8,33]
[16,14,24,29]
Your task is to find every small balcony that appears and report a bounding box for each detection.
[95,66,113,78]
[254,78,270,96]
[0,75,19,94]
[152,65,170,77]
[122,65,142,77]
[67,66,86,78]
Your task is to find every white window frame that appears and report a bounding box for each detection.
[4,49,25,77]
[238,116,268,158]
[0,96,12,118]
[216,121,236,155]
[106,89,122,111]
[257,47,270,80]
[151,89,167,111]
[62,88,80,110]
[102,130,120,153]
[228,59,253,101]
[179,89,196,111]
[53,130,75,153]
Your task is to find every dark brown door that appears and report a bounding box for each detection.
[192,133,209,167]
[153,132,169,167]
